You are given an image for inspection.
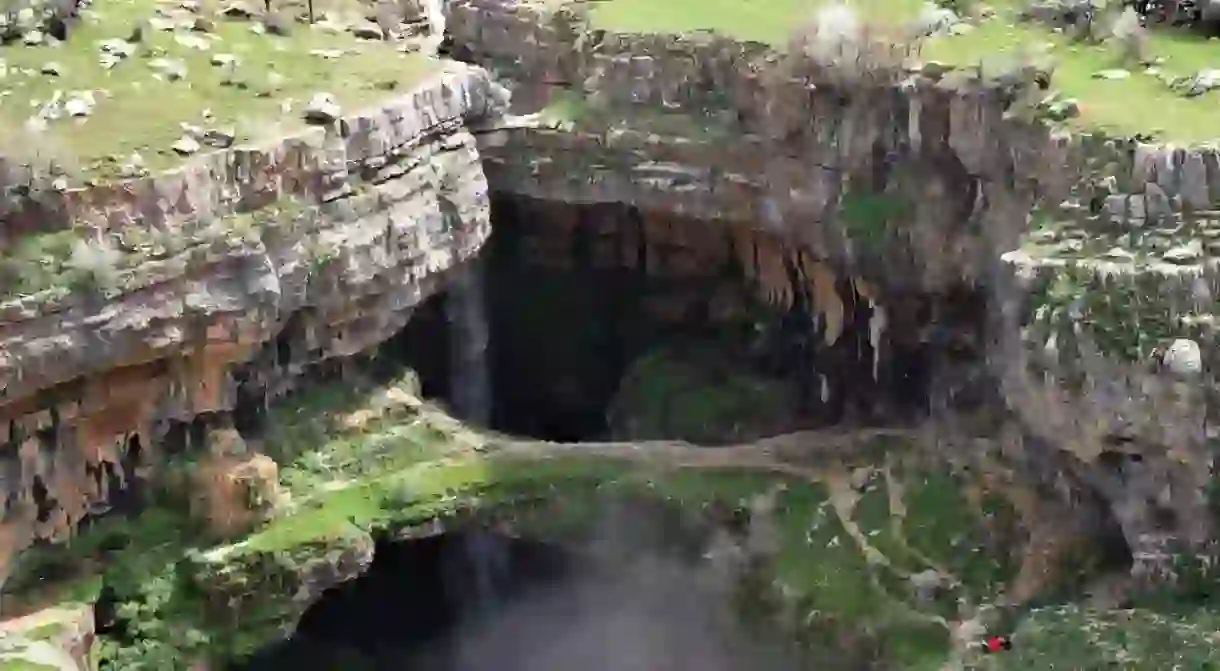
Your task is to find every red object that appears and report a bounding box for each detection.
[985,636,1011,653]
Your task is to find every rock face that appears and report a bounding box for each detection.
[0,62,505,591]
[0,604,94,670]
[445,0,1219,585]
[2,0,1219,636]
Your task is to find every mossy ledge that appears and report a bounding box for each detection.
[0,365,1146,670]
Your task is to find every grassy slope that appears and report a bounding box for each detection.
[579,0,1219,142]
[924,12,1220,142]
[6,365,1220,668]
[0,0,434,177]
[586,0,927,44]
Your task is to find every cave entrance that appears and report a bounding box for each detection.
[377,193,995,443]
[239,529,794,671]
[385,195,801,443]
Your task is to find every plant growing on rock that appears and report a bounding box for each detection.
[63,235,122,294]
[778,3,912,89]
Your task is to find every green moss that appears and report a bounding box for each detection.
[609,347,797,443]
[899,465,1019,602]
[839,191,910,257]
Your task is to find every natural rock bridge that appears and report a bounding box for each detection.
[0,0,1218,668]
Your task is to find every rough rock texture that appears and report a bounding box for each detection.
[0,62,506,591]
[0,604,94,670]
[446,0,1219,584]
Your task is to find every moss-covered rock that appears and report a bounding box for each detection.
[607,346,800,444]
[8,366,1209,670]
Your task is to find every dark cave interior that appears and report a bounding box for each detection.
[381,195,997,443]
[238,531,577,671]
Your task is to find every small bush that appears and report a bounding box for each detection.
[63,236,123,293]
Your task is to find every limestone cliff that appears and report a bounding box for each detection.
[0,61,507,591]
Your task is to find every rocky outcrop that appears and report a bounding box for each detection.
[447,0,1219,586]
[0,62,507,591]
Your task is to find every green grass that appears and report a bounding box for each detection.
[0,0,435,178]
[585,0,928,44]
[579,0,1219,141]
[924,14,1220,142]
[898,463,1020,602]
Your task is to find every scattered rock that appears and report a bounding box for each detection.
[313,18,345,34]
[119,152,147,178]
[1092,68,1131,80]
[171,134,201,155]
[909,569,955,604]
[174,33,211,50]
[220,1,256,19]
[1177,69,1220,98]
[303,92,340,124]
[1161,338,1202,377]
[64,91,95,117]
[1162,240,1203,264]
[914,4,959,36]
[1143,182,1172,219]
[350,22,384,40]
[149,16,176,31]
[1102,246,1134,260]
[40,61,63,76]
[150,57,187,81]
[210,53,238,67]
[21,30,43,46]
[97,38,136,58]
[193,16,215,32]
[263,12,292,36]
[309,48,344,59]
[202,128,236,148]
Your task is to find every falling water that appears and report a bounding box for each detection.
[446,259,492,425]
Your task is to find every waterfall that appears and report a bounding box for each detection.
[446,259,492,426]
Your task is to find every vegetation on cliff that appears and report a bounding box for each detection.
[0,359,1100,669]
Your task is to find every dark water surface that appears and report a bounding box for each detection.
[241,532,796,671]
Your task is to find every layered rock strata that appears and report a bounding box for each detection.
[0,62,507,591]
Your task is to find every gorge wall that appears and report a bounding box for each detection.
[444,0,1220,582]
[1,0,1218,655]
[0,61,506,590]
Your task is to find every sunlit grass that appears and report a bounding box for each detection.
[923,12,1220,141]
[585,0,928,45]
[0,0,435,177]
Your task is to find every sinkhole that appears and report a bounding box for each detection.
[238,528,799,671]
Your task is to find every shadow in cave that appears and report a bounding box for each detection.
[239,530,799,671]
[371,194,998,443]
